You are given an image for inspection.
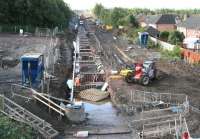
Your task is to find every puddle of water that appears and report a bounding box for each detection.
[84,99,112,112]
[75,99,127,127]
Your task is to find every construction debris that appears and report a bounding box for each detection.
[74,131,89,137]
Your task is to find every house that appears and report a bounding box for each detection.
[183,37,200,50]
[146,26,160,38]
[138,15,160,28]
[138,14,177,32]
[177,16,200,38]
[156,14,177,31]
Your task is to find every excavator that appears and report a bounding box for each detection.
[119,60,157,86]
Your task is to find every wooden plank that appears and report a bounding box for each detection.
[41,93,72,104]
[32,90,66,111]
[33,96,65,116]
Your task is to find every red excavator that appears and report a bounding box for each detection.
[120,60,157,85]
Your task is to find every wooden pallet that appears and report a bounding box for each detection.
[0,95,58,138]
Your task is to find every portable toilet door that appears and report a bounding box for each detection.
[21,53,44,88]
[139,32,149,48]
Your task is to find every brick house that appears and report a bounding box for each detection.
[138,14,177,32]
[177,16,200,38]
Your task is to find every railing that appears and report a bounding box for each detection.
[190,105,200,114]
[11,84,68,117]
[0,94,58,138]
[129,90,188,105]
[141,115,190,139]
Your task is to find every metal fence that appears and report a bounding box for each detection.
[0,25,35,33]
[141,115,190,139]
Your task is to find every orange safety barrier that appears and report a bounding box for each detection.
[181,48,200,64]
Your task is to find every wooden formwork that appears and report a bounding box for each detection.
[80,49,92,53]
[79,55,94,61]
[79,73,105,83]
[74,82,104,92]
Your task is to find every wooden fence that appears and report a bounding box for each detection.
[181,48,200,64]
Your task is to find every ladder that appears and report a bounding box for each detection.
[0,95,58,138]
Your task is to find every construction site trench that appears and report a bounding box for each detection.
[0,19,199,139]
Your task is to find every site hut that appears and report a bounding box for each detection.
[20,53,44,90]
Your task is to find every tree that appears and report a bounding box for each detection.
[160,31,169,41]
[111,7,128,27]
[0,116,35,139]
[0,0,72,28]
[168,31,185,45]
[128,15,139,28]
[93,3,104,18]
[100,9,112,25]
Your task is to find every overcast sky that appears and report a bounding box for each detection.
[65,0,200,10]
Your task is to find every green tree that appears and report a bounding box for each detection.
[111,7,128,27]
[168,31,185,45]
[100,9,112,25]
[93,3,104,18]
[128,15,139,28]
[160,31,169,41]
[0,116,35,139]
[0,0,71,29]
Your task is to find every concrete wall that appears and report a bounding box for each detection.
[156,24,176,32]
[150,36,175,51]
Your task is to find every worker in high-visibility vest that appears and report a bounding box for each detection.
[182,132,189,139]
[75,75,80,86]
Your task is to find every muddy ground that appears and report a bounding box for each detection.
[95,29,200,137]
[0,34,55,91]
[0,21,199,139]
[0,31,135,139]
[0,33,74,138]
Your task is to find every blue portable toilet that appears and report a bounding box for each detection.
[139,32,149,48]
[21,53,44,87]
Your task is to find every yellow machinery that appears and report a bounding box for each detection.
[119,68,133,76]
[105,25,113,31]
[99,25,113,31]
